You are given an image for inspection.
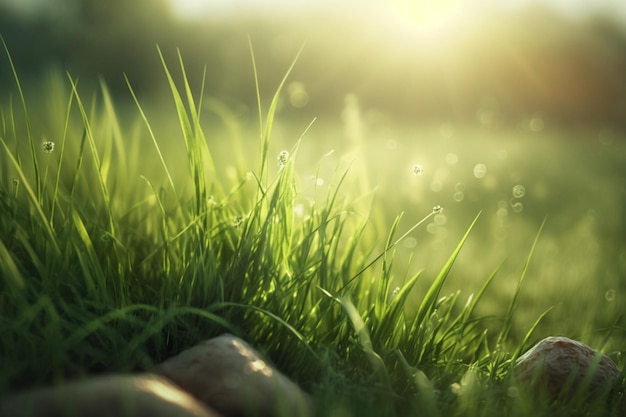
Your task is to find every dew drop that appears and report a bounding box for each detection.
[392,287,401,298]
[430,181,443,192]
[42,140,55,153]
[412,164,424,175]
[605,289,616,302]
[403,237,417,249]
[293,203,305,218]
[512,184,526,199]
[507,387,519,398]
[432,205,443,214]
[473,163,487,179]
[529,115,544,132]
[287,82,309,108]
[277,150,289,167]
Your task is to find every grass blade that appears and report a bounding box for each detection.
[497,217,547,347]
[413,212,481,330]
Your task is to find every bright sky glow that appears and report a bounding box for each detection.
[167,0,626,22]
[390,0,467,37]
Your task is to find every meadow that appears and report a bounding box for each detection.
[0,41,624,416]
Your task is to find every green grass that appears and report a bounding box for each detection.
[0,39,624,416]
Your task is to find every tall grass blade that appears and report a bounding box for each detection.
[1,36,40,200]
[156,46,216,216]
[511,305,556,361]
[0,238,24,289]
[497,217,547,347]
[0,136,60,254]
[67,75,115,235]
[341,210,436,293]
[248,39,304,183]
[124,75,178,198]
[413,212,481,329]
[339,295,387,377]
[49,78,75,226]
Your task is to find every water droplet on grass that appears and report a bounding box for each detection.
[277,150,289,167]
[293,204,304,218]
[403,237,417,249]
[42,140,55,153]
[473,163,487,179]
[529,115,544,132]
[605,289,615,302]
[507,387,519,398]
[430,181,443,192]
[432,205,443,214]
[412,164,424,175]
[512,184,526,198]
[288,82,309,108]
[511,202,523,213]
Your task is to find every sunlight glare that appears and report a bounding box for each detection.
[169,0,214,19]
[391,0,467,36]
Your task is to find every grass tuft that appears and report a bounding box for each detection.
[0,41,623,417]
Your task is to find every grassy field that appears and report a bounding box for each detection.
[0,43,624,416]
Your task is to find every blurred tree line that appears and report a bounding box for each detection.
[1,0,625,128]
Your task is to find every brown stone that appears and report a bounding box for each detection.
[514,336,622,402]
[0,373,223,417]
[156,334,313,417]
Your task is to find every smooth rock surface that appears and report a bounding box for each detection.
[156,334,313,417]
[514,336,622,402]
[0,373,223,417]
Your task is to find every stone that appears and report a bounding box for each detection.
[156,334,314,417]
[0,373,223,417]
[514,336,622,402]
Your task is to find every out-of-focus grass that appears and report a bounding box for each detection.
[191,105,626,350]
[0,40,624,417]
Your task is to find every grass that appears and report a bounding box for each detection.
[0,38,624,416]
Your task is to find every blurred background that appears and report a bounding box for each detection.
[1,0,625,347]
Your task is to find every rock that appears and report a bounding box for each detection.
[156,334,313,417]
[514,336,622,402]
[0,373,223,417]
